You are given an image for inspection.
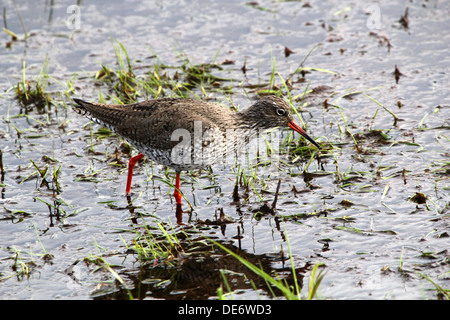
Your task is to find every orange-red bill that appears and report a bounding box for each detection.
[288,122,320,148]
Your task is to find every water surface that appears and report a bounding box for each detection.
[0,0,448,300]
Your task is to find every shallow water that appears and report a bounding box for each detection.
[0,0,449,300]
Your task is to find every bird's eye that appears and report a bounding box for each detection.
[276,108,286,116]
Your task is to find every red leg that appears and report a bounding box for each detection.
[125,153,145,195]
[173,172,182,204]
[173,172,183,223]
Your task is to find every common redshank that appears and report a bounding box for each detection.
[72,96,320,222]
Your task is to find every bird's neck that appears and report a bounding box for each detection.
[236,106,263,131]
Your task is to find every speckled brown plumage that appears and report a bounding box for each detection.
[72,96,319,223]
[73,96,318,170]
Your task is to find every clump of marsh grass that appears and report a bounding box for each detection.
[15,58,52,112]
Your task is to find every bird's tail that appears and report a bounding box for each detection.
[72,98,124,130]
